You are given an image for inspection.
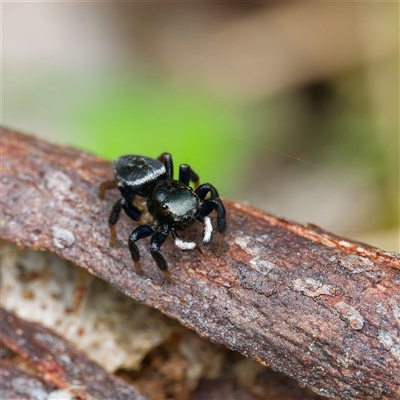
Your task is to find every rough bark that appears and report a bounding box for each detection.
[0,359,57,400]
[0,308,148,400]
[1,243,323,400]
[1,127,399,399]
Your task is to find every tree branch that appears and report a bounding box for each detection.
[1,127,399,399]
[0,307,147,400]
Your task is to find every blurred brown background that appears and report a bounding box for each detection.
[3,2,399,251]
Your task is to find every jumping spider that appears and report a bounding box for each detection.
[99,153,226,282]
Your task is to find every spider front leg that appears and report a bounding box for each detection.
[150,223,172,282]
[196,183,226,255]
[171,228,196,250]
[196,215,213,244]
[179,164,200,189]
[108,198,141,246]
[128,225,154,274]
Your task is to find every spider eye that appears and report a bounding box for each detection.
[161,203,169,211]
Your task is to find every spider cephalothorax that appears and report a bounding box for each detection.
[99,153,226,281]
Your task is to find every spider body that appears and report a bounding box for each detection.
[100,153,226,282]
[114,155,167,199]
[148,180,201,227]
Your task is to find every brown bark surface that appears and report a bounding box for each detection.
[0,308,148,400]
[0,359,56,400]
[1,127,399,399]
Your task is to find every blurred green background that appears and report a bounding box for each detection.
[3,2,399,251]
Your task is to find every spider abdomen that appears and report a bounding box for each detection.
[114,155,167,198]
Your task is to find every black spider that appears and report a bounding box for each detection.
[99,153,226,282]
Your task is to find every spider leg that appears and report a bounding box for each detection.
[199,201,226,256]
[195,184,226,233]
[196,183,226,255]
[157,153,173,179]
[99,180,117,198]
[121,198,141,221]
[195,183,219,200]
[171,228,196,250]
[179,164,200,189]
[108,198,141,247]
[108,199,123,247]
[196,215,213,244]
[150,223,172,282]
[199,199,226,234]
[128,225,154,275]
[117,182,135,204]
